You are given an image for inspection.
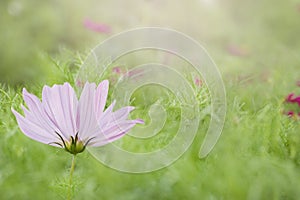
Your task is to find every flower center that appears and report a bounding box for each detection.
[54,132,86,155]
[65,135,85,155]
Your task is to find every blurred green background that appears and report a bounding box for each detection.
[1,0,299,85]
[1,0,300,199]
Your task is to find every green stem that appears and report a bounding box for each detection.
[68,155,76,200]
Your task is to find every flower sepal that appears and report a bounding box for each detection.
[64,133,86,155]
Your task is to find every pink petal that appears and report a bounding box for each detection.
[83,100,116,140]
[78,82,99,139]
[105,106,135,126]
[12,108,59,145]
[88,119,144,147]
[102,119,143,137]
[97,105,135,130]
[22,89,58,136]
[97,100,116,127]
[94,80,109,120]
[42,83,78,139]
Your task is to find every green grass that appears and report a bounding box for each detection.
[1,56,300,200]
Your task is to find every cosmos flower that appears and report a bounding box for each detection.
[12,81,143,155]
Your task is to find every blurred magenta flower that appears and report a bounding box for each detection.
[287,111,295,117]
[12,81,143,155]
[83,18,111,34]
[286,93,300,106]
[284,111,300,118]
[284,92,300,118]
[286,93,295,102]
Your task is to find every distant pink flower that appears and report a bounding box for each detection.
[76,79,84,88]
[297,80,300,87]
[112,67,144,79]
[226,44,249,57]
[12,81,143,155]
[194,77,203,87]
[125,68,145,80]
[287,111,295,117]
[83,18,111,34]
[112,66,123,74]
[296,4,300,12]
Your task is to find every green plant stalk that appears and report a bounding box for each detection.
[68,155,76,200]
